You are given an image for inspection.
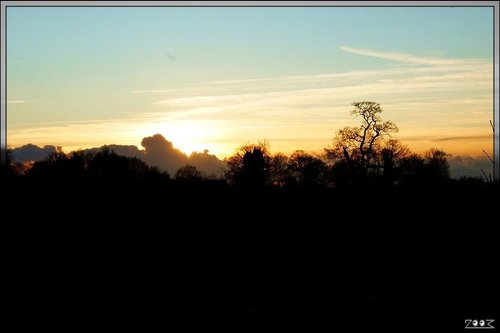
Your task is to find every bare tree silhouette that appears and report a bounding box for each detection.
[325,102,398,179]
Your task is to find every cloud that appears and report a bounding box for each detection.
[132,136,226,177]
[134,46,491,158]
[83,135,226,177]
[11,46,492,159]
[140,134,189,175]
[7,100,26,104]
[150,74,490,123]
[12,144,56,162]
[433,135,492,142]
[339,46,463,66]
[448,155,493,179]
[188,150,226,177]
[150,47,490,118]
[83,145,144,159]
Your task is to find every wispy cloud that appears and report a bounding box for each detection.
[136,46,492,156]
[7,100,26,104]
[11,47,492,158]
[152,72,491,116]
[434,135,492,142]
[339,46,463,65]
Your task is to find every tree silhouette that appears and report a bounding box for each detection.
[225,142,270,186]
[288,150,328,187]
[0,147,17,178]
[5,147,13,165]
[175,164,203,181]
[424,148,451,181]
[399,149,450,185]
[399,154,426,184]
[87,147,161,181]
[330,159,354,188]
[7,101,462,193]
[380,139,410,185]
[28,148,86,179]
[27,147,168,183]
[269,153,291,187]
[325,102,398,179]
[242,147,267,186]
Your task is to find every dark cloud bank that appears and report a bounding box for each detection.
[448,155,493,179]
[12,144,57,162]
[12,134,226,177]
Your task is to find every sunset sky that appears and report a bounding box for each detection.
[6,6,493,158]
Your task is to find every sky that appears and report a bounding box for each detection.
[6,6,494,159]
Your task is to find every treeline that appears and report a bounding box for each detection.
[0,139,457,186]
[3,147,168,183]
[0,139,456,189]
[1,101,490,189]
[2,102,496,322]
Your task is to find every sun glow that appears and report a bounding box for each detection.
[136,120,223,156]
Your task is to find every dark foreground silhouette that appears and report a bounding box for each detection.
[2,101,496,328]
[3,169,497,329]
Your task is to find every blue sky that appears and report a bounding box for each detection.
[6,6,494,157]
